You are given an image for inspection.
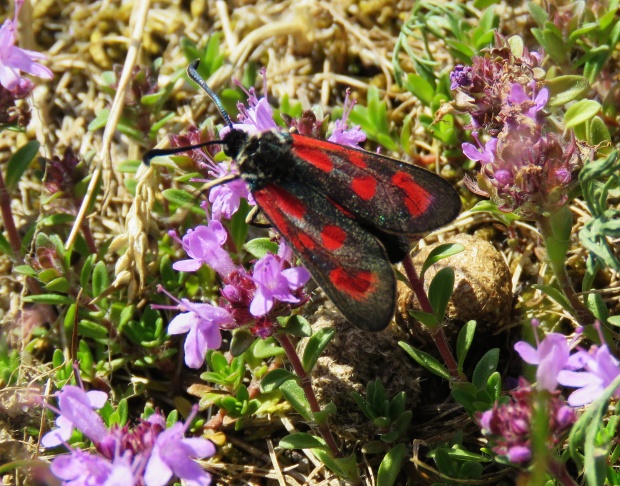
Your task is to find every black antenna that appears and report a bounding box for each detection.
[142,140,224,166]
[187,60,233,127]
[143,60,235,166]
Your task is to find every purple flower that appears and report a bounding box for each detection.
[41,385,109,448]
[449,33,543,134]
[328,89,366,147]
[0,0,53,93]
[477,379,575,465]
[514,332,570,392]
[462,135,497,166]
[506,83,548,120]
[207,161,254,220]
[167,299,232,368]
[171,220,236,277]
[249,253,310,317]
[450,65,473,90]
[144,414,216,486]
[220,68,277,137]
[558,344,620,407]
[50,448,118,485]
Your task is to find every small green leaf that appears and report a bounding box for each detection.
[456,320,476,374]
[404,73,435,106]
[399,342,450,379]
[162,188,197,207]
[420,243,464,278]
[92,261,109,298]
[564,99,602,129]
[528,2,548,26]
[229,330,255,357]
[472,348,499,389]
[14,265,37,277]
[532,284,574,315]
[280,379,313,421]
[302,327,335,372]
[408,310,438,328]
[428,267,455,322]
[546,75,590,107]
[88,109,110,131]
[278,315,312,337]
[279,433,327,450]
[377,443,407,486]
[45,277,70,293]
[6,140,39,190]
[260,369,297,393]
[244,238,278,259]
[23,294,74,305]
[253,338,284,358]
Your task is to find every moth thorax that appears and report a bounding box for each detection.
[238,131,295,190]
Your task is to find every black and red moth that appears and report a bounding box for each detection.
[147,61,461,332]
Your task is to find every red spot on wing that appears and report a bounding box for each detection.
[329,268,377,301]
[391,171,432,217]
[351,175,377,201]
[267,185,306,219]
[292,144,333,172]
[348,151,367,169]
[298,232,316,250]
[321,225,347,251]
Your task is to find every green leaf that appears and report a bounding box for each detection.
[260,369,297,393]
[253,338,284,358]
[420,243,464,278]
[404,74,435,106]
[88,108,110,131]
[14,265,37,277]
[399,342,450,379]
[408,310,438,328]
[532,284,574,315]
[244,238,278,259]
[229,330,255,357]
[280,379,313,421]
[456,320,476,374]
[92,261,109,298]
[302,327,335,372]
[528,3,549,27]
[472,348,499,390]
[162,188,197,208]
[6,140,39,190]
[278,315,312,337]
[313,450,360,483]
[23,294,74,305]
[279,433,327,450]
[377,443,407,486]
[564,100,602,129]
[608,315,620,327]
[45,277,70,293]
[428,267,455,321]
[0,232,13,257]
[589,116,612,148]
[546,75,590,107]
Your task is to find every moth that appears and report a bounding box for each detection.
[146,61,461,332]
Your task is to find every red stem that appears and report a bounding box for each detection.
[401,255,462,380]
[0,167,21,254]
[275,333,341,457]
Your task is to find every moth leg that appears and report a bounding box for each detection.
[245,205,271,228]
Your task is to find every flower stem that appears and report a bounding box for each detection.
[0,167,21,255]
[275,333,341,457]
[401,255,463,380]
[538,209,595,326]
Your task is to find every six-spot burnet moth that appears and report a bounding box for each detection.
[145,60,461,332]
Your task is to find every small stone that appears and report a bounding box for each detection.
[396,234,513,342]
